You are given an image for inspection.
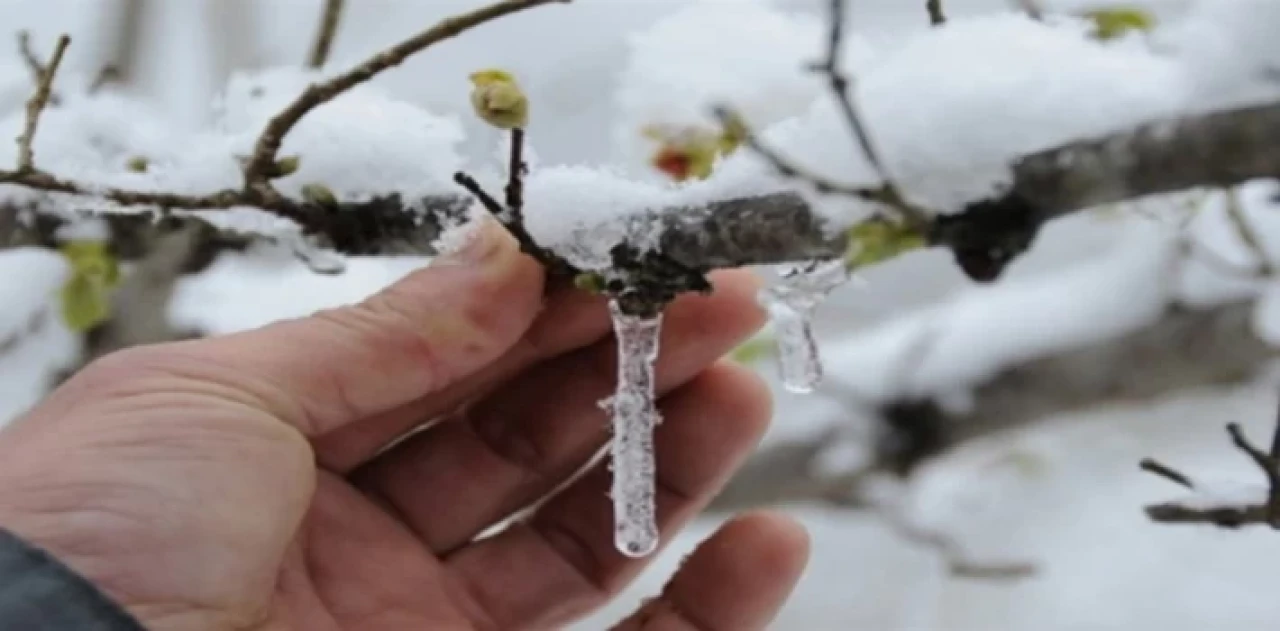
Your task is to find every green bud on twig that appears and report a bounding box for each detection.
[301,183,337,207]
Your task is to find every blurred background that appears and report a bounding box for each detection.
[0,0,1276,629]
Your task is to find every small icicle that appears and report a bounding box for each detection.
[757,259,849,393]
[288,235,346,275]
[601,299,664,558]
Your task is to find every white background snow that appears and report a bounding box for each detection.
[1,0,1280,628]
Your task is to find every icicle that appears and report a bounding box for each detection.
[288,235,346,275]
[600,299,664,558]
[757,259,849,393]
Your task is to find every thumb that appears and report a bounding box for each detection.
[159,216,545,436]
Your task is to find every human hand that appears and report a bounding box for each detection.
[0,219,809,630]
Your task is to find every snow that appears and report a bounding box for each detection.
[1163,477,1270,511]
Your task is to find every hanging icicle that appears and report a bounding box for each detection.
[757,259,849,393]
[601,298,664,558]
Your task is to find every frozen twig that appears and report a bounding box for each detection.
[1142,415,1280,529]
[240,0,570,200]
[17,34,68,172]
[307,0,346,69]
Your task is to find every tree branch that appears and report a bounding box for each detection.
[17,34,68,172]
[307,0,346,69]
[240,0,570,198]
[16,31,61,107]
[926,0,946,26]
[1141,419,1280,529]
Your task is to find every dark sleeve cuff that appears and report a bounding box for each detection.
[0,527,146,630]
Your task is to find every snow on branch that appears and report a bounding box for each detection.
[8,99,1280,282]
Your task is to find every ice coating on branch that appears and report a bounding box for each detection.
[602,299,664,558]
[758,259,850,393]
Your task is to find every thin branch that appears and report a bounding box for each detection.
[16,31,60,107]
[1272,397,1280,459]
[1142,421,1280,529]
[17,31,44,77]
[926,0,946,26]
[307,0,346,69]
[1227,422,1280,524]
[17,34,69,172]
[240,0,570,199]
[505,128,526,216]
[453,170,568,276]
[808,0,929,229]
[1139,458,1194,489]
[710,106,900,204]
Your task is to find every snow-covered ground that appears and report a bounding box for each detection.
[2,0,1280,628]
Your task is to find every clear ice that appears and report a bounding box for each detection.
[757,259,849,393]
[601,299,664,558]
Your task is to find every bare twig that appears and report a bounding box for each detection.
[1271,397,1280,459]
[810,0,929,229]
[710,106,906,205]
[505,128,526,215]
[240,0,570,200]
[1142,420,1280,529]
[16,31,60,107]
[17,34,69,172]
[926,0,946,26]
[307,0,346,69]
[453,170,568,276]
[1139,458,1194,489]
